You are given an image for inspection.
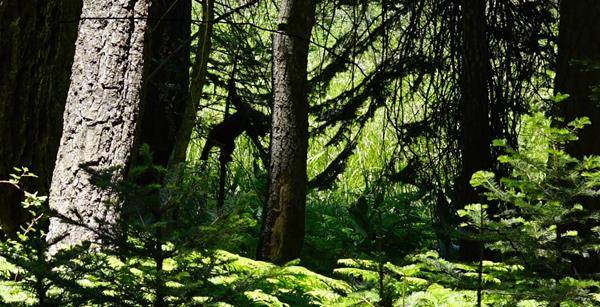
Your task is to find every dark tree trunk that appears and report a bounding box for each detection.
[47,0,150,251]
[139,0,191,167]
[257,0,316,264]
[554,0,600,273]
[0,0,82,235]
[169,0,213,166]
[457,0,495,261]
[555,1,600,158]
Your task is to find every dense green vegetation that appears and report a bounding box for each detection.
[1,0,599,306]
[1,114,599,305]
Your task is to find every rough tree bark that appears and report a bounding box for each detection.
[0,0,82,235]
[47,0,150,250]
[257,0,316,263]
[554,0,600,273]
[169,0,214,166]
[139,0,191,167]
[457,0,495,261]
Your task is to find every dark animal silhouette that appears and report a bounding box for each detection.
[200,101,269,162]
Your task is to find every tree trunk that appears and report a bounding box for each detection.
[555,1,600,158]
[138,0,191,167]
[554,0,600,273]
[169,0,214,166]
[257,0,316,263]
[0,0,82,235]
[47,0,150,251]
[457,0,494,261]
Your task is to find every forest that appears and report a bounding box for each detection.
[0,0,599,306]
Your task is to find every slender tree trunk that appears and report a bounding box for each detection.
[0,0,82,235]
[457,0,494,261]
[554,0,600,273]
[169,0,214,166]
[257,0,316,263]
[555,1,600,158]
[217,84,233,210]
[47,0,150,251]
[139,0,191,167]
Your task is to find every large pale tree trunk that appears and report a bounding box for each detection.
[0,0,82,235]
[456,0,494,261]
[257,0,316,263]
[47,0,150,250]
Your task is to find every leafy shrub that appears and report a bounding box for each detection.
[460,112,600,304]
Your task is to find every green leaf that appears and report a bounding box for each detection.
[470,171,495,187]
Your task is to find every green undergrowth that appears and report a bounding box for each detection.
[1,112,599,306]
[2,248,598,306]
